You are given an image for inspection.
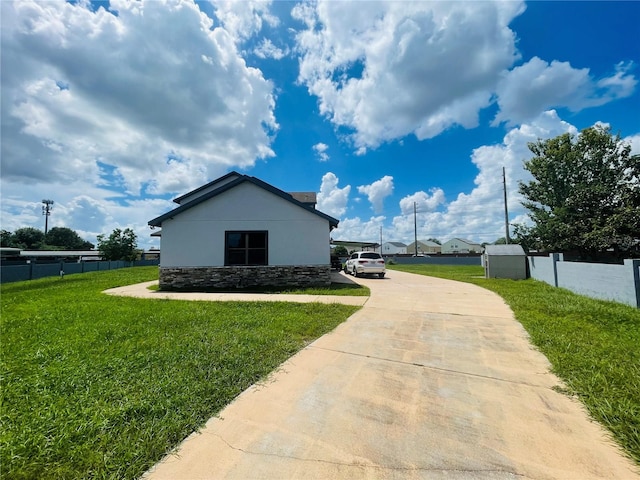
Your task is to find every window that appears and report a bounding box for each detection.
[225,231,268,266]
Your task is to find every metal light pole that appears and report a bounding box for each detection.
[502,167,510,244]
[414,202,418,256]
[42,199,54,235]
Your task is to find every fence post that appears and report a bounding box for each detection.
[550,253,561,287]
[625,259,640,308]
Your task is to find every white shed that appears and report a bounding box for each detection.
[483,244,527,279]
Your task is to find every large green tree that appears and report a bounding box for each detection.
[10,227,45,249]
[517,125,640,259]
[45,227,94,250]
[0,230,14,247]
[97,228,138,261]
[332,245,348,256]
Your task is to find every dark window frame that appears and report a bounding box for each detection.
[225,230,268,266]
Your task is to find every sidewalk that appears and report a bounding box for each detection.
[142,270,639,479]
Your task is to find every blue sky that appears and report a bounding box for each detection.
[1,0,639,249]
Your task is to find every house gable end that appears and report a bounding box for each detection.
[149,174,339,228]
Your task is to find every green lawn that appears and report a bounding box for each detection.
[0,267,361,479]
[389,264,640,465]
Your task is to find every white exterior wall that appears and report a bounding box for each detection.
[382,242,407,254]
[442,239,482,254]
[160,182,331,267]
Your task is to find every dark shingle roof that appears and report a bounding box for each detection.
[149,172,338,229]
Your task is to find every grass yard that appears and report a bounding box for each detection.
[0,267,361,479]
[389,264,640,465]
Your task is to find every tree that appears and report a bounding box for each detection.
[426,238,441,245]
[494,237,507,245]
[518,125,640,259]
[45,227,94,250]
[0,230,13,247]
[97,228,138,261]
[11,227,45,249]
[333,245,348,256]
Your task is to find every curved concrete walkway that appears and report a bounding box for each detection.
[143,270,639,479]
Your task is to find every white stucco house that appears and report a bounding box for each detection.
[406,240,442,255]
[441,238,483,254]
[148,172,339,290]
[381,242,407,255]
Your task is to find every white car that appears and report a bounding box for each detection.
[345,251,386,278]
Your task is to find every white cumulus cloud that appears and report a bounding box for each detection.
[317,172,350,218]
[399,189,445,215]
[293,1,524,150]
[357,176,394,213]
[0,0,279,248]
[313,142,330,162]
[213,0,279,44]
[494,58,637,126]
[390,110,578,243]
[1,0,278,196]
[254,38,288,59]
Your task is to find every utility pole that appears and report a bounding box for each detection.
[414,202,418,256]
[379,226,383,254]
[42,199,54,235]
[502,167,510,244]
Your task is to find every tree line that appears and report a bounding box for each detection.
[1,227,139,262]
[1,227,94,251]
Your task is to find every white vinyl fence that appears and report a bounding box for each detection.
[528,254,640,308]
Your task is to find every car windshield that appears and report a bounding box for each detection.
[361,253,381,259]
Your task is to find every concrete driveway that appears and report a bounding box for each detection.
[143,269,639,479]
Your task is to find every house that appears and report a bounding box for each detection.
[406,240,442,255]
[148,172,339,290]
[381,242,407,255]
[442,238,482,254]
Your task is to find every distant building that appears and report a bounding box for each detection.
[331,240,379,253]
[406,240,442,255]
[441,238,482,254]
[381,242,407,255]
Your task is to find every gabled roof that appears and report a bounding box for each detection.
[172,171,241,204]
[420,240,441,247]
[289,192,317,207]
[385,241,407,247]
[149,172,339,229]
[448,237,482,246]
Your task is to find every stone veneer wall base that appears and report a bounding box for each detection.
[159,265,331,290]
